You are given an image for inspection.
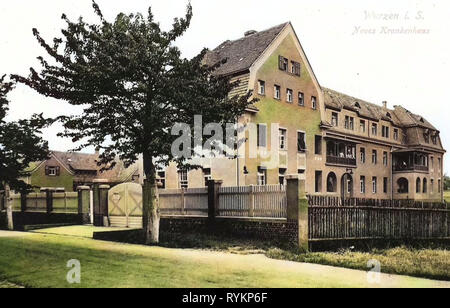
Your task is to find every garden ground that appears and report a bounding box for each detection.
[0,227,449,288]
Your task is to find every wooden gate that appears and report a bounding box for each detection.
[108,183,143,228]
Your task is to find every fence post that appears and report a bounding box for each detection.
[20,192,27,212]
[43,188,54,214]
[92,179,108,226]
[99,185,110,227]
[77,186,91,224]
[286,175,309,252]
[249,185,255,217]
[208,180,222,221]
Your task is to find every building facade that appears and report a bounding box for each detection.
[157,22,445,202]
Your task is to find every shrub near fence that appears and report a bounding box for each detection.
[308,196,450,241]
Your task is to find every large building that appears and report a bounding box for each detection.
[158,22,445,202]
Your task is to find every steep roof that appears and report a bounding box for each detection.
[323,88,437,130]
[203,23,289,76]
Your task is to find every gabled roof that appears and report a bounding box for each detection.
[323,87,437,130]
[203,23,289,76]
[53,151,98,171]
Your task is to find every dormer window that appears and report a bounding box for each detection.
[278,56,288,72]
[386,112,392,118]
[424,129,430,143]
[432,134,437,145]
[354,102,361,109]
[420,117,425,123]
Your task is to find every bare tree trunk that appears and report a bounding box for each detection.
[5,183,14,231]
[142,156,160,244]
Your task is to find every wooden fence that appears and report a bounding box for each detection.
[218,185,286,218]
[9,192,78,213]
[308,196,450,241]
[158,185,287,219]
[159,188,209,216]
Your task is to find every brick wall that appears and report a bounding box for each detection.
[160,216,299,247]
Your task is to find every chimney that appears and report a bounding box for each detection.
[244,30,257,37]
[382,101,387,109]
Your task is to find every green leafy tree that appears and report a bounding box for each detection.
[13,1,253,243]
[0,76,50,229]
[444,174,450,191]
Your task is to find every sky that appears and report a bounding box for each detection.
[1,0,449,174]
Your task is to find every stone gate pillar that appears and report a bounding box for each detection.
[286,175,309,252]
[77,186,91,224]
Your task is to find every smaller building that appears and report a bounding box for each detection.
[21,151,140,192]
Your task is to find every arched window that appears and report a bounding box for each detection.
[423,178,427,193]
[327,172,337,193]
[397,178,409,193]
[416,177,421,193]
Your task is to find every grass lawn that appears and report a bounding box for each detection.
[0,229,448,288]
[444,190,450,203]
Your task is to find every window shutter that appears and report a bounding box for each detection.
[56,166,60,176]
[257,124,267,147]
[45,166,49,175]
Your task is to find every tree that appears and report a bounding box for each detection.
[13,1,253,243]
[0,76,50,229]
[444,174,450,191]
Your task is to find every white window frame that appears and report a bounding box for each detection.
[274,85,281,100]
[372,177,377,194]
[48,167,57,176]
[257,168,267,186]
[286,89,293,103]
[360,176,366,194]
[311,96,317,110]
[178,170,188,189]
[298,92,304,106]
[297,130,307,152]
[279,128,287,151]
[258,80,265,95]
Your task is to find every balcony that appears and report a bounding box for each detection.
[326,155,357,167]
[393,164,429,173]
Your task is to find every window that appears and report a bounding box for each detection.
[372,150,377,164]
[278,56,288,71]
[430,157,434,170]
[279,128,287,150]
[45,166,60,176]
[393,128,399,141]
[203,168,212,187]
[383,151,388,166]
[416,177,421,193]
[438,180,441,193]
[438,158,442,172]
[279,168,287,186]
[257,80,265,95]
[297,131,306,152]
[360,148,366,163]
[344,116,354,130]
[315,171,322,193]
[291,61,301,76]
[360,120,366,133]
[157,170,166,189]
[286,89,293,103]
[257,124,267,147]
[383,177,388,194]
[423,131,430,143]
[382,126,390,138]
[327,172,337,192]
[372,177,377,194]
[298,92,304,106]
[430,179,434,193]
[315,135,322,155]
[371,123,378,136]
[257,167,267,186]
[360,176,366,194]
[311,96,317,110]
[331,112,338,127]
[423,178,427,193]
[398,178,409,193]
[274,85,281,100]
[432,135,437,145]
[178,170,188,189]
